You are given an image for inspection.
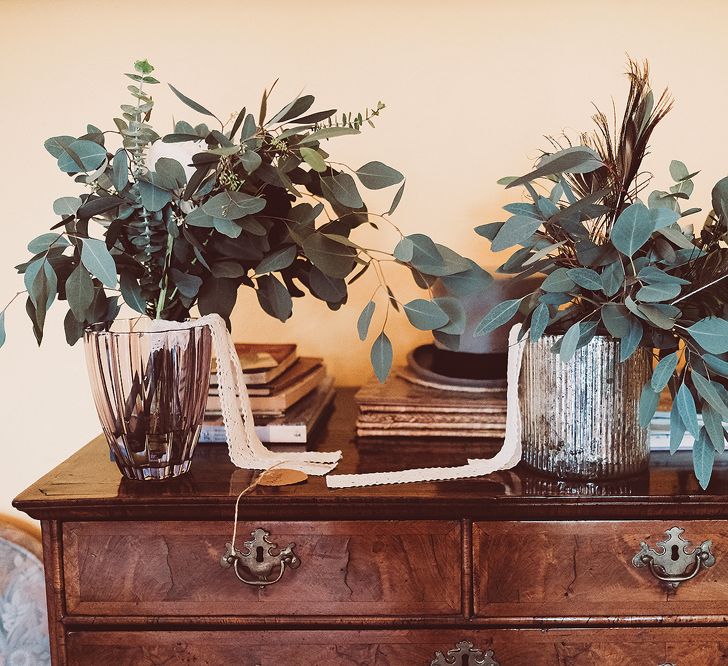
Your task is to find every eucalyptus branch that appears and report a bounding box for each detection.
[1,291,27,314]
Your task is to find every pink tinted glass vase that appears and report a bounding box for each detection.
[83,318,212,481]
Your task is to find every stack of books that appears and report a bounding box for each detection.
[355,369,507,439]
[202,344,334,446]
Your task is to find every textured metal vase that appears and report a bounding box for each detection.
[84,318,212,481]
[520,334,651,480]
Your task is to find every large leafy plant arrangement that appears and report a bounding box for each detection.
[475,60,728,488]
[1,60,489,381]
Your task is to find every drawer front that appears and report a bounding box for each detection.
[63,520,461,617]
[474,520,728,619]
[65,628,728,665]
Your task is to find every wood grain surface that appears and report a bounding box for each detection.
[14,390,728,523]
[63,520,462,617]
[65,627,728,665]
[474,520,728,619]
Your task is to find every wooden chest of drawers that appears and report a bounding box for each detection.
[14,389,728,665]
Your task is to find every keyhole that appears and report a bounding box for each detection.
[671,545,680,561]
[462,657,469,666]
[256,546,264,562]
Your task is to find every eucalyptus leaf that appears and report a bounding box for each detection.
[651,352,678,392]
[355,161,404,190]
[185,208,215,228]
[529,302,550,341]
[505,146,603,188]
[474,297,523,337]
[638,303,679,330]
[357,301,376,341]
[669,160,690,181]
[112,150,128,192]
[370,331,393,383]
[66,264,94,321]
[386,181,406,216]
[302,233,357,278]
[567,268,602,291]
[210,261,246,278]
[53,197,82,217]
[240,148,262,174]
[298,127,360,145]
[702,405,726,452]
[64,309,83,345]
[610,203,654,257]
[703,354,728,378]
[687,317,728,353]
[170,268,202,298]
[693,428,715,490]
[321,173,363,209]
[600,259,625,296]
[676,382,701,439]
[27,233,70,254]
[80,238,116,288]
[559,322,581,362]
[57,139,106,173]
[138,180,172,212]
[169,84,219,119]
[637,266,690,285]
[650,207,680,230]
[256,274,292,322]
[434,297,466,335]
[403,299,449,331]
[541,267,575,293]
[601,303,631,338]
[255,246,297,274]
[692,372,728,420]
[119,273,146,314]
[490,215,541,252]
[44,135,75,159]
[202,191,266,219]
[212,217,243,238]
[670,399,686,453]
[639,385,660,428]
[636,282,681,303]
[620,318,643,361]
[393,237,414,262]
[309,268,346,303]
[269,95,315,124]
[439,261,492,296]
[299,147,327,173]
[475,222,503,242]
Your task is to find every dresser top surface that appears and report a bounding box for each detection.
[13,388,728,521]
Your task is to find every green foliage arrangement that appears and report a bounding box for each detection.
[1,60,490,381]
[475,60,728,489]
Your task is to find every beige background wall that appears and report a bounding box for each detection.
[1,0,726,523]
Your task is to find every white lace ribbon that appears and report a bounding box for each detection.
[325,324,525,488]
[151,314,341,475]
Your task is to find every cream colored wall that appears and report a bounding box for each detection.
[1,0,727,523]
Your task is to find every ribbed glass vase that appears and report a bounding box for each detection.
[83,318,212,481]
[520,334,651,480]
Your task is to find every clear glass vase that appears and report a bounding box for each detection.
[83,318,212,481]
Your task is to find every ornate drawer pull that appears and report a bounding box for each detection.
[632,526,715,590]
[431,640,499,666]
[220,528,300,588]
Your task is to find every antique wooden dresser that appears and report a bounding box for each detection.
[14,389,728,665]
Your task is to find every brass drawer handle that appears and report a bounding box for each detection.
[632,526,715,590]
[220,528,300,588]
[431,640,499,666]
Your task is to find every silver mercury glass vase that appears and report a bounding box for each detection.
[84,318,212,481]
[520,334,652,480]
